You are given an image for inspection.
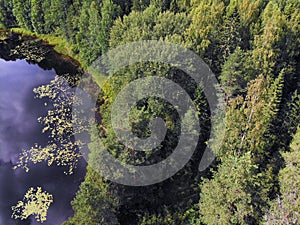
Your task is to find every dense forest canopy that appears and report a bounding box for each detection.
[0,0,299,224]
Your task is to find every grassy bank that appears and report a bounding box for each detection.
[9,28,85,67]
[8,28,108,86]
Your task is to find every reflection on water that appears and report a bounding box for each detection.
[0,59,86,225]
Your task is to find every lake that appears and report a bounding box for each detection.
[0,58,86,225]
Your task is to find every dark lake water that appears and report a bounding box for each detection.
[0,59,86,225]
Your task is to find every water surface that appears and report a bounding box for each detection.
[0,59,86,225]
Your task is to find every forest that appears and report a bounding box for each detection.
[0,0,299,224]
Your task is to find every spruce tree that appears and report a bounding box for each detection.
[30,0,44,33]
[0,0,17,28]
[252,1,288,75]
[199,152,259,225]
[219,47,257,99]
[99,0,120,54]
[264,127,300,225]
[12,0,33,31]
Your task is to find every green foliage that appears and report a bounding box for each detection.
[110,4,190,47]
[132,0,150,11]
[98,0,120,55]
[87,1,102,60]
[208,72,291,223]
[220,47,257,98]
[76,0,120,64]
[0,0,17,27]
[63,126,120,225]
[45,0,70,35]
[226,0,262,27]
[12,0,33,30]
[31,0,44,33]
[252,1,299,75]
[264,127,300,224]
[185,0,225,57]
[64,171,119,225]
[199,153,259,225]
[170,0,191,13]
[1,1,299,224]
[139,210,177,225]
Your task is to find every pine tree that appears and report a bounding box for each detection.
[184,0,225,73]
[98,0,120,54]
[41,0,52,33]
[63,125,120,225]
[264,127,300,225]
[109,4,161,47]
[76,1,91,63]
[220,47,257,99]
[132,0,150,11]
[252,1,288,75]
[185,0,225,58]
[199,153,259,225]
[88,1,102,61]
[63,169,119,225]
[12,0,33,31]
[0,0,17,28]
[0,0,5,28]
[170,0,191,13]
[205,72,288,224]
[30,0,44,33]
[43,0,70,35]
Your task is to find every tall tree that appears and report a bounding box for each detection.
[43,0,71,36]
[252,1,288,75]
[30,0,44,33]
[76,1,91,63]
[87,1,102,61]
[132,0,150,11]
[184,0,225,72]
[219,47,257,99]
[264,127,300,225]
[0,0,17,28]
[12,0,33,31]
[169,0,191,13]
[63,126,120,225]
[98,0,120,55]
[199,153,261,225]
[202,71,289,224]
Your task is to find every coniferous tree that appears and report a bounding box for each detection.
[76,1,91,63]
[132,0,150,11]
[264,127,300,225]
[88,1,102,61]
[252,1,288,75]
[0,0,5,28]
[43,0,70,35]
[1,1,299,224]
[199,153,260,225]
[98,0,120,55]
[12,0,33,31]
[0,0,17,28]
[30,0,44,33]
[169,0,191,13]
[63,169,120,225]
[109,4,160,47]
[220,47,257,99]
[202,72,289,224]
[184,0,225,72]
